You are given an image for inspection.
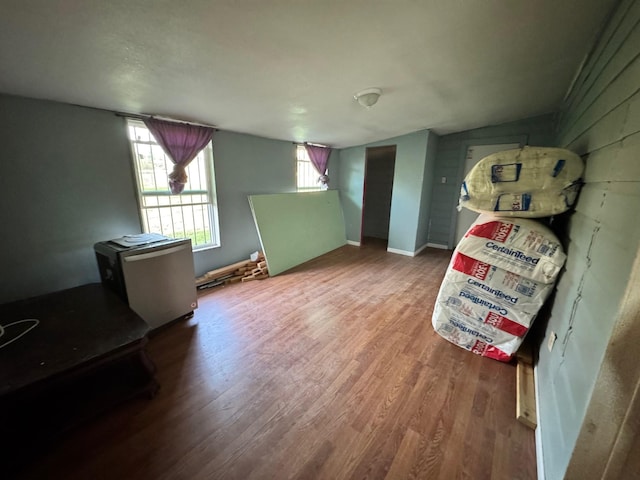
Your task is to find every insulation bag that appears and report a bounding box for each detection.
[439,251,555,328]
[432,215,565,361]
[459,146,584,218]
[455,215,566,283]
[431,251,555,361]
[432,301,522,362]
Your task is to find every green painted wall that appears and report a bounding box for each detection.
[428,114,555,247]
[337,129,434,254]
[249,191,347,275]
[537,0,640,477]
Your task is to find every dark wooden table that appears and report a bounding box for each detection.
[0,283,159,472]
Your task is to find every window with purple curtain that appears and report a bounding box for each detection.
[304,144,332,189]
[143,118,214,194]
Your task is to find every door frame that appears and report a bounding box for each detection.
[361,145,397,244]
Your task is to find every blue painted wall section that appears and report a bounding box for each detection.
[0,95,141,303]
[415,130,438,250]
[337,129,436,254]
[0,94,341,302]
[427,114,555,248]
[536,0,640,477]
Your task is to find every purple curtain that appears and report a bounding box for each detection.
[304,144,332,188]
[143,118,214,194]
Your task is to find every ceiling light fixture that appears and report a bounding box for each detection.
[354,88,382,108]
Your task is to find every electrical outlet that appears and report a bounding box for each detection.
[441,177,447,184]
[547,331,557,352]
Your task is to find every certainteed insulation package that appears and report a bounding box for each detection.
[432,215,566,361]
[458,146,584,218]
[432,145,584,361]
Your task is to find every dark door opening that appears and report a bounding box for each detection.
[361,145,396,248]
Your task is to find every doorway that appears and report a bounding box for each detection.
[454,143,520,245]
[361,146,396,247]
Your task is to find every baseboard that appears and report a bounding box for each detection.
[534,362,545,480]
[387,243,445,257]
[386,247,415,257]
[426,242,449,250]
[361,242,448,256]
[414,243,430,256]
[346,240,361,246]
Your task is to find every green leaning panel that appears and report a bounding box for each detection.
[248,191,347,276]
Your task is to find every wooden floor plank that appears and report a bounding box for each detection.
[15,241,536,480]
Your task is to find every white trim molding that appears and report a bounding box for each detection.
[346,240,361,246]
[414,243,430,256]
[387,243,452,257]
[426,242,449,250]
[386,247,415,257]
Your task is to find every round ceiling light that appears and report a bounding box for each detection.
[354,88,382,108]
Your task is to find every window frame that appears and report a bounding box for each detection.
[126,119,221,251]
[295,144,324,192]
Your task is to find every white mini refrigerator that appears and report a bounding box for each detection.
[94,235,198,330]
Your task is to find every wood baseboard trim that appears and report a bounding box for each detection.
[516,349,537,429]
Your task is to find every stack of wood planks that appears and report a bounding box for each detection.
[195,252,269,289]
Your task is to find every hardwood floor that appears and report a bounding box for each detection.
[17,242,536,480]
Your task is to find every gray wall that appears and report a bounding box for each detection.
[337,146,366,243]
[427,114,555,247]
[338,129,434,254]
[0,94,337,302]
[0,94,141,303]
[537,0,640,477]
[416,130,438,249]
[200,137,339,275]
[199,130,295,275]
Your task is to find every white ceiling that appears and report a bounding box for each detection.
[0,0,615,148]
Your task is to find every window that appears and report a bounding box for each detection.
[127,119,220,250]
[296,144,323,191]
